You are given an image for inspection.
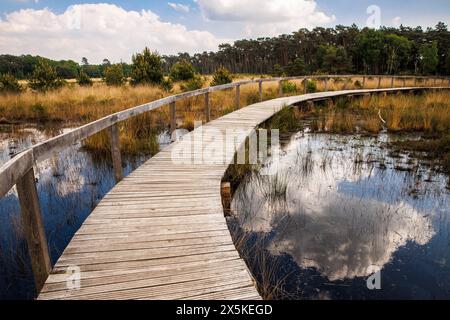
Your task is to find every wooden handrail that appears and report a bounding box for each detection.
[0,74,449,294]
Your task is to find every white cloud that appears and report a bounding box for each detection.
[392,16,402,28]
[168,2,190,14]
[196,0,335,37]
[0,4,223,63]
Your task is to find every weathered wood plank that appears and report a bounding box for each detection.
[16,167,52,293]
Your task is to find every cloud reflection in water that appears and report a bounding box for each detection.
[232,133,435,281]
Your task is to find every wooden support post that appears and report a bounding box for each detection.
[434,78,438,86]
[362,77,366,89]
[259,80,263,101]
[16,167,51,294]
[324,78,329,91]
[391,77,395,88]
[414,77,417,87]
[110,123,123,183]
[278,80,283,97]
[170,101,176,133]
[221,182,232,217]
[204,92,210,123]
[304,78,308,94]
[235,84,240,109]
[403,78,406,87]
[378,77,382,89]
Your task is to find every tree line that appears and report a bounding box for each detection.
[164,22,450,76]
[1,22,449,85]
[0,47,234,94]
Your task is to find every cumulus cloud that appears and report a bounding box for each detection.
[168,2,190,14]
[196,0,335,37]
[0,3,223,63]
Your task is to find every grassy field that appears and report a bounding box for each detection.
[0,76,447,156]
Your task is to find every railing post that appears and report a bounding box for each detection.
[16,167,51,294]
[362,76,366,89]
[304,78,308,94]
[204,92,210,123]
[403,78,406,87]
[414,77,417,87]
[278,80,283,97]
[259,80,263,102]
[391,77,395,88]
[170,101,176,133]
[378,77,382,89]
[434,78,438,86]
[110,123,123,183]
[235,84,241,109]
[324,78,329,91]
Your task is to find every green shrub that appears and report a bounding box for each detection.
[104,64,126,86]
[160,78,174,92]
[130,47,164,85]
[29,58,65,92]
[180,74,205,92]
[31,103,47,119]
[77,70,93,87]
[169,59,195,81]
[282,81,297,94]
[211,66,233,86]
[304,79,317,93]
[0,73,22,94]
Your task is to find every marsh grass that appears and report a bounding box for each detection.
[227,220,293,300]
[0,76,447,156]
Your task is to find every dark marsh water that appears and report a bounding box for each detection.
[230,132,450,300]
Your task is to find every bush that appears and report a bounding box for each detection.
[29,58,65,92]
[160,78,174,92]
[104,64,126,86]
[131,47,164,85]
[77,70,93,87]
[31,103,48,120]
[170,59,195,82]
[304,79,317,93]
[0,73,22,94]
[180,74,205,92]
[211,66,233,86]
[282,81,297,94]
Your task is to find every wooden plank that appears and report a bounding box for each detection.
[0,149,33,198]
[205,92,211,122]
[170,101,176,133]
[16,167,52,293]
[110,123,123,182]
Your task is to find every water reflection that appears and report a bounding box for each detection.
[232,133,450,299]
[0,124,172,299]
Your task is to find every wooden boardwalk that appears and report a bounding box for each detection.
[35,87,447,300]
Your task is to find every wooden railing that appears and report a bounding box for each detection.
[0,74,449,293]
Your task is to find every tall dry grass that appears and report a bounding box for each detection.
[0,76,448,155]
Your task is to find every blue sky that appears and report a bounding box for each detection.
[0,0,449,63]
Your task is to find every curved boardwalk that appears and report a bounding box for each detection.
[38,87,446,300]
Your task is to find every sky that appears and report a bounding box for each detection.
[0,0,449,63]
